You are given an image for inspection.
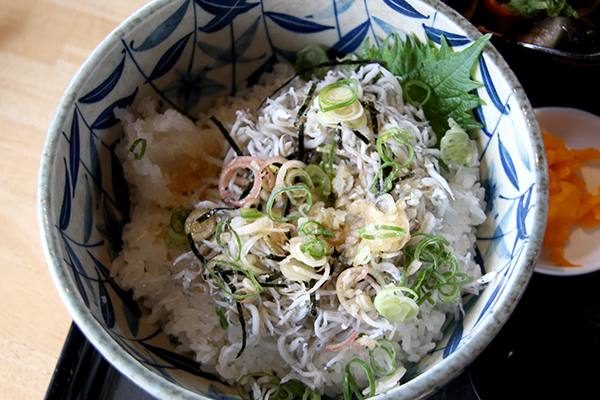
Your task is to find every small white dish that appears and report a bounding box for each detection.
[534,107,600,276]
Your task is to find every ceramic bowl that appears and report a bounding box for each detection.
[38,1,547,399]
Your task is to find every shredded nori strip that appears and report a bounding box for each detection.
[308,279,318,317]
[187,233,208,265]
[239,180,255,201]
[352,130,370,145]
[297,122,305,161]
[362,100,379,137]
[215,265,247,358]
[294,82,317,128]
[210,115,244,157]
[260,282,287,288]
[265,271,284,280]
[194,207,235,224]
[335,130,343,150]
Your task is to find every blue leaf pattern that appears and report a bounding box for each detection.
[79,53,126,103]
[473,105,492,138]
[68,112,80,197]
[89,131,103,204]
[265,12,334,33]
[373,16,399,36]
[306,0,356,19]
[97,268,116,328]
[83,176,93,244]
[90,88,138,130]
[443,316,463,358]
[131,0,190,52]
[59,159,71,230]
[329,19,370,56]
[196,0,260,33]
[139,341,222,381]
[423,25,471,47]
[384,0,429,19]
[147,33,193,81]
[197,17,263,67]
[202,384,239,400]
[479,57,509,115]
[498,135,520,191]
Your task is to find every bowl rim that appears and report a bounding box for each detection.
[38,1,202,399]
[37,0,547,399]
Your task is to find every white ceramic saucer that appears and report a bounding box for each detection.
[534,107,600,276]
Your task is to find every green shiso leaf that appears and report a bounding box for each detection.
[362,33,491,143]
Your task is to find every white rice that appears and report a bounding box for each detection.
[111,62,487,398]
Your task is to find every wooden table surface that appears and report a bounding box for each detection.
[0,1,150,398]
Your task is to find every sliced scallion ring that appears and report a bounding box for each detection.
[237,373,281,400]
[319,78,359,113]
[239,207,262,219]
[299,220,335,238]
[300,238,329,258]
[373,286,419,323]
[205,260,263,300]
[359,224,406,240]
[129,138,147,160]
[376,128,414,167]
[369,339,397,376]
[343,358,375,400]
[216,221,242,262]
[266,185,313,222]
[306,164,331,196]
[403,80,432,108]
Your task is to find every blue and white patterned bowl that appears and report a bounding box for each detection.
[38,1,547,399]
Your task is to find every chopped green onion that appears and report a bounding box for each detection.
[370,128,414,194]
[376,128,414,168]
[240,207,262,219]
[403,234,467,304]
[237,373,281,400]
[403,80,432,108]
[306,165,332,197]
[440,118,478,167]
[266,185,313,222]
[284,168,314,196]
[302,387,321,400]
[205,260,263,300]
[215,305,229,330]
[295,44,330,81]
[300,238,329,258]
[373,286,419,323]
[316,141,336,178]
[163,207,190,247]
[299,220,335,238]
[369,339,397,376]
[319,78,359,113]
[370,160,401,195]
[343,359,375,400]
[282,380,311,399]
[216,221,242,262]
[129,138,147,160]
[359,224,406,240]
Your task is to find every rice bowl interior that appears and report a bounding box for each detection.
[38,1,547,400]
